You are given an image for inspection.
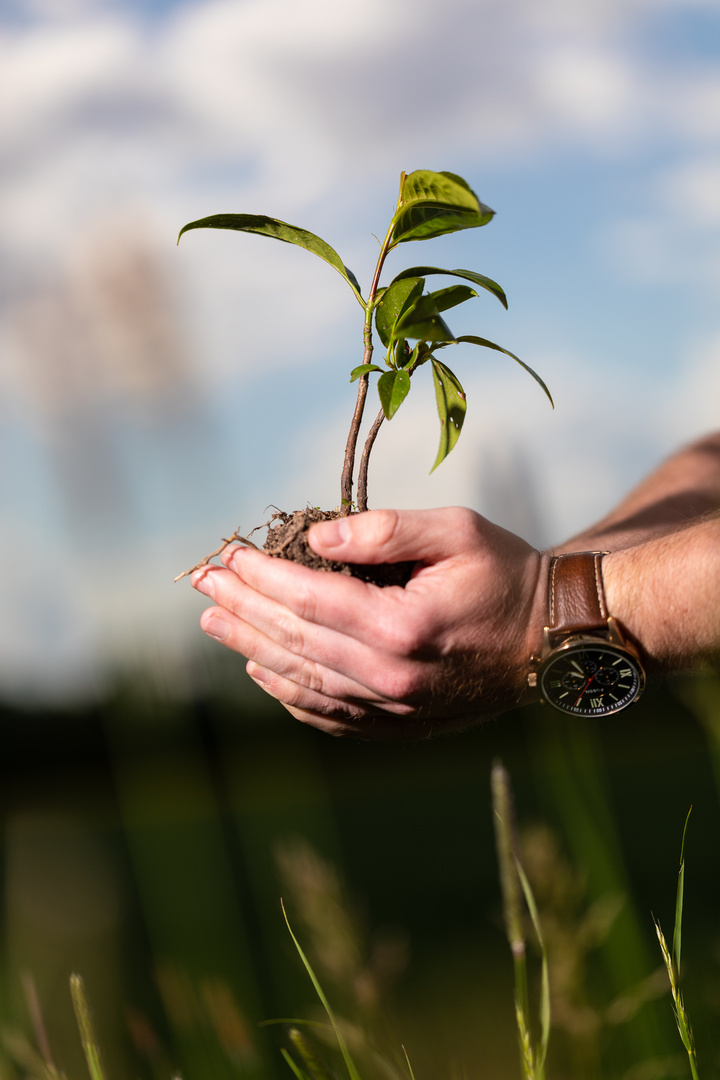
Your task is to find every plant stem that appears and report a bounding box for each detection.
[356,407,385,512]
[339,219,396,514]
[340,368,369,514]
[357,344,417,511]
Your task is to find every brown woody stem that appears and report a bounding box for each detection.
[357,407,385,512]
[340,369,369,514]
[339,218,396,515]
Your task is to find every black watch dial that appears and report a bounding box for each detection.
[540,641,644,717]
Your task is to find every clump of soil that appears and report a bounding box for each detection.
[174,507,415,586]
[263,508,415,587]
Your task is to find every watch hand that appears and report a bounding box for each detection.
[574,675,596,708]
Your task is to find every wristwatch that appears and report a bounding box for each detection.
[528,551,645,717]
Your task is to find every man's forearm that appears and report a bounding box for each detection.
[558,431,720,552]
[556,432,720,675]
[603,511,720,673]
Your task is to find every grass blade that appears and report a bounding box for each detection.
[492,763,538,1079]
[288,1027,335,1080]
[401,1045,416,1080]
[69,975,108,1080]
[654,808,699,1080]
[673,807,692,978]
[281,900,363,1080]
[516,859,550,1076]
[21,972,55,1072]
[281,1046,313,1080]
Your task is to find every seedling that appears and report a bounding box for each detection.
[174,170,552,580]
[179,169,551,510]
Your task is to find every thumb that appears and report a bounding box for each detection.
[308,508,482,565]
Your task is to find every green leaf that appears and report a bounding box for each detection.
[409,343,433,369]
[377,369,411,419]
[391,170,494,245]
[178,213,364,304]
[449,335,554,408]
[424,283,478,313]
[394,291,457,343]
[374,277,423,348]
[350,363,383,382]
[390,266,508,308]
[398,342,420,370]
[392,338,410,369]
[430,359,467,471]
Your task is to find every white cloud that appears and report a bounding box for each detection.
[0,17,139,144]
[534,48,638,133]
[660,157,720,224]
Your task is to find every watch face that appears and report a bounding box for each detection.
[540,640,644,717]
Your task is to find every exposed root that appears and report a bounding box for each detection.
[173,530,260,582]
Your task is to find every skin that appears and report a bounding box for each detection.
[192,431,720,738]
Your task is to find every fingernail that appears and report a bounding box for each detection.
[192,569,215,597]
[309,517,350,550]
[202,611,229,641]
[230,546,250,571]
[247,661,269,685]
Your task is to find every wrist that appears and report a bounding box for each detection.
[518,550,552,705]
[526,550,646,715]
[603,546,661,672]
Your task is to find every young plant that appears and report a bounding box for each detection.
[178,169,553,515]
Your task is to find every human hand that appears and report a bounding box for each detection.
[191,508,548,738]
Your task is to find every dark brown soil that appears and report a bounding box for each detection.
[262,508,415,587]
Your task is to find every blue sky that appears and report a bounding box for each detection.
[1,0,719,702]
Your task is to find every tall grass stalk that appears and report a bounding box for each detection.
[286,1027,335,1080]
[281,901,363,1080]
[654,809,699,1080]
[400,1044,416,1080]
[491,762,550,1080]
[69,975,109,1080]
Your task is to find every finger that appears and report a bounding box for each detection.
[193,565,408,686]
[218,548,430,647]
[307,507,485,565]
[248,666,428,740]
[246,661,370,720]
[199,600,414,710]
[199,591,418,708]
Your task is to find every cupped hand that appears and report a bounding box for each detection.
[191,508,547,738]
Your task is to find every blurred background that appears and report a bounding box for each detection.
[1,0,720,1078]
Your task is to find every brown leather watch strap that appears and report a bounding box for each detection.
[548,551,609,636]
